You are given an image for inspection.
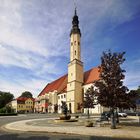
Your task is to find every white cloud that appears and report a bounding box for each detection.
[0,77,48,98]
[124,72,140,90]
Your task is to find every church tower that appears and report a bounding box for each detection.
[66,9,83,113]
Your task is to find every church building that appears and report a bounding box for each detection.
[34,9,105,114]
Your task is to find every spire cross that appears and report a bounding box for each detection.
[74,0,77,15]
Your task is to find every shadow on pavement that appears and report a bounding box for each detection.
[0,133,50,140]
[89,136,140,140]
[0,132,139,140]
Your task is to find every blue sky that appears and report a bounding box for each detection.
[0,0,140,98]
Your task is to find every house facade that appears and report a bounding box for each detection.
[34,9,106,114]
[11,97,34,113]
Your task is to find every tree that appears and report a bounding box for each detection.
[127,90,138,110]
[61,101,68,116]
[0,91,14,109]
[136,86,140,94]
[20,91,33,98]
[95,50,128,129]
[126,87,140,111]
[83,86,97,119]
[54,104,58,113]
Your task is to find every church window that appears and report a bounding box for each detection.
[78,42,80,45]
[71,42,73,46]
[75,50,76,55]
[74,41,76,45]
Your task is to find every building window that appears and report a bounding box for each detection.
[58,96,60,99]
[64,94,66,98]
[74,41,76,45]
[71,42,73,46]
[61,95,63,99]
[75,50,76,55]
[78,42,80,45]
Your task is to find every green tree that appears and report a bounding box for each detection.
[126,87,140,111]
[136,86,140,94]
[0,91,14,109]
[83,86,97,119]
[20,91,33,98]
[95,50,128,129]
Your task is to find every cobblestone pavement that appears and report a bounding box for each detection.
[3,116,140,139]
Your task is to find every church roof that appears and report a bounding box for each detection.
[84,67,100,84]
[38,67,100,96]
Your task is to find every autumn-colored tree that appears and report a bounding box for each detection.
[83,86,97,118]
[95,50,128,129]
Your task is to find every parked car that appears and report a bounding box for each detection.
[102,111,111,118]
[118,112,127,117]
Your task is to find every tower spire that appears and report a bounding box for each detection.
[70,7,81,36]
[75,7,77,16]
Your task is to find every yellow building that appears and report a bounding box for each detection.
[35,9,107,114]
[11,97,34,113]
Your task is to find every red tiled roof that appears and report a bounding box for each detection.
[84,67,100,85]
[38,74,67,96]
[16,97,35,102]
[38,67,100,96]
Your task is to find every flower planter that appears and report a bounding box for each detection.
[85,120,93,127]
[59,115,71,120]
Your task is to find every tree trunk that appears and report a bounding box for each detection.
[116,110,119,124]
[87,108,90,119]
[110,108,116,129]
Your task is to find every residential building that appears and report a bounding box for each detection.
[11,97,34,113]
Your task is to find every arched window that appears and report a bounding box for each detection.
[75,50,76,55]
